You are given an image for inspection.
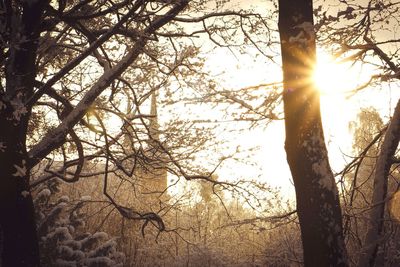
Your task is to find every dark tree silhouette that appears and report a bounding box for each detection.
[0,1,270,266]
[0,1,189,265]
[277,0,348,265]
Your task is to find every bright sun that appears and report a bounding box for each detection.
[313,53,357,95]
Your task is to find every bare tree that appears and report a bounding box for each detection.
[0,1,274,266]
[314,1,400,265]
[277,0,348,265]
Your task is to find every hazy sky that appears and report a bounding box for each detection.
[163,0,400,202]
[197,0,400,200]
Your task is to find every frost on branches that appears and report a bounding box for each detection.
[33,179,125,267]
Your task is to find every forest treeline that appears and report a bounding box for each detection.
[0,0,399,266]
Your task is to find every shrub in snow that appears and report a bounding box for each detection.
[33,180,125,267]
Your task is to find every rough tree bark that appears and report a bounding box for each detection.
[0,1,47,266]
[357,99,400,267]
[277,0,348,265]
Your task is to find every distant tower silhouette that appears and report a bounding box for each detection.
[149,90,159,141]
[133,90,168,205]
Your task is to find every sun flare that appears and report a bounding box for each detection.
[313,53,355,95]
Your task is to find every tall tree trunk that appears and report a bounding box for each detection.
[0,1,47,266]
[0,116,39,267]
[277,0,348,265]
[357,99,400,267]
